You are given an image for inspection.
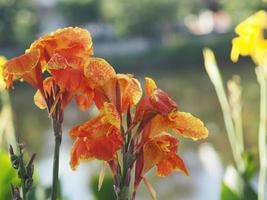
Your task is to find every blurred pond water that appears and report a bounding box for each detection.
[8,65,264,199]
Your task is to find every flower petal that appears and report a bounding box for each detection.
[145,77,157,96]
[156,153,189,176]
[149,111,208,140]
[34,90,46,109]
[84,57,116,86]
[4,50,40,75]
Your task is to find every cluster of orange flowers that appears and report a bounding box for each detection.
[2,27,208,198]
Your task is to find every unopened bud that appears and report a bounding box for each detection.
[26,165,34,178]
[11,184,22,200]
[25,178,33,192]
[10,155,19,169]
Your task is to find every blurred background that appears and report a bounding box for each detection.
[0,0,267,199]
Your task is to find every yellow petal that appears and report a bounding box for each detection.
[145,77,157,96]
[34,90,47,109]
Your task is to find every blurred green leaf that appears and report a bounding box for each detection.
[91,173,116,200]
[0,150,19,200]
[242,151,257,181]
[221,183,240,200]
[221,166,257,200]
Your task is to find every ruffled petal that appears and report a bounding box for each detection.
[156,153,189,176]
[84,58,116,86]
[149,111,208,140]
[3,50,42,88]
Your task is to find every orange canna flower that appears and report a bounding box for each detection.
[29,27,93,95]
[69,103,123,170]
[133,77,208,192]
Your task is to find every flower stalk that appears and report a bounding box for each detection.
[256,67,267,200]
[51,118,62,200]
[203,48,244,171]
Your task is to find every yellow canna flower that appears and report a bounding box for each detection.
[231,10,267,65]
[0,56,7,91]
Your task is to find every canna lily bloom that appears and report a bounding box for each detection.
[69,102,123,170]
[28,27,93,93]
[134,77,208,142]
[30,27,95,110]
[134,77,208,191]
[3,27,97,111]
[0,56,7,90]
[231,10,267,65]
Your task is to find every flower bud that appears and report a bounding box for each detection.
[25,178,33,192]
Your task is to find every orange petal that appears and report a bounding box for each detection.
[4,50,40,76]
[75,89,94,111]
[84,57,116,86]
[143,137,164,174]
[84,128,123,161]
[70,138,91,170]
[50,68,84,92]
[3,50,42,88]
[117,74,142,113]
[156,153,189,176]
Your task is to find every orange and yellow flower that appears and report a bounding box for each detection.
[231,10,267,65]
[134,77,208,190]
[3,27,110,111]
[69,103,123,170]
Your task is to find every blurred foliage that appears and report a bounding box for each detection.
[221,0,266,24]
[0,150,19,200]
[91,173,116,200]
[100,0,179,38]
[0,0,38,48]
[57,0,101,25]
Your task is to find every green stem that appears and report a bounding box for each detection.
[258,78,267,200]
[213,77,244,171]
[51,118,62,200]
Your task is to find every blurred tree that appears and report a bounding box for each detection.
[100,0,179,38]
[221,0,265,24]
[0,0,38,48]
[57,0,101,25]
